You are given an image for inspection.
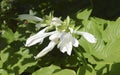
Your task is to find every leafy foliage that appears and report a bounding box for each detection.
[1,0,120,75]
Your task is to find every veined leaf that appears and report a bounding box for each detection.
[101,38,120,63]
[80,17,120,63]
[102,20,120,42]
[80,18,105,59]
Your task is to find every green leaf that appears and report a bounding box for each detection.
[76,9,92,20]
[11,48,37,74]
[101,38,120,63]
[2,26,14,43]
[80,17,120,63]
[95,64,110,75]
[99,19,120,63]
[1,45,37,74]
[80,18,105,60]
[32,65,60,75]
[0,45,11,64]
[102,20,120,42]
[53,69,76,75]
[0,69,8,75]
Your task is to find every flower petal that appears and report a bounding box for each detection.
[59,41,72,55]
[18,14,43,22]
[66,42,72,55]
[72,38,79,47]
[51,17,62,26]
[25,28,55,47]
[35,23,47,29]
[76,31,97,43]
[58,32,73,55]
[57,32,67,48]
[34,41,57,59]
[49,31,60,41]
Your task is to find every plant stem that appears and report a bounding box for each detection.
[74,47,87,66]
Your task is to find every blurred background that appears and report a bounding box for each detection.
[0,0,120,29]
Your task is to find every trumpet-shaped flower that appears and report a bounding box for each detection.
[25,27,56,47]
[25,27,96,59]
[69,27,97,43]
[75,31,97,43]
[34,31,60,59]
[57,32,79,55]
[34,40,57,59]
[24,16,97,59]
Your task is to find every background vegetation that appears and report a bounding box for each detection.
[1,0,120,75]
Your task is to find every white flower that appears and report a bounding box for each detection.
[25,16,97,59]
[33,31,79,59]
[25,27,56,47]
[75,31,97,43]
[18,14,43,22]
[35,17,62,30]
[34,40,57,59]
[25,27,97,59]
[57,32,79,55]
[50,17,62,26]
[25,28,61,59]
[69,27,97,43]
[34,31,60,59]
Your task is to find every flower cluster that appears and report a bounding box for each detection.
[19,14,97,59]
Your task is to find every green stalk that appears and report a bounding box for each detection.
[73,47,87,66]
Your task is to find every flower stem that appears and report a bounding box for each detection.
[73,47,88,66]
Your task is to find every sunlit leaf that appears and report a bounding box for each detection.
[101,38,120,63]
[77,9,92,20]
[53,69,76,75]
[102,20,120,42]
[0,69,8,75]
[2,26,14,43]
[32,65,60,75]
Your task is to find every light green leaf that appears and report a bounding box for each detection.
[102,20,120,42]
[95,63,106,70]
[101,38,120,63]
[32,65,60,75]
[1,45,37,74]
[80,18,105,60]
[95,64,110,75]
[0,69,8,75]
[0,45,10,63]
[80,17,120,63]
[2,26,14,43]
[77,9,92,20]
[11,48,37,74]
[53,69,76,75]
